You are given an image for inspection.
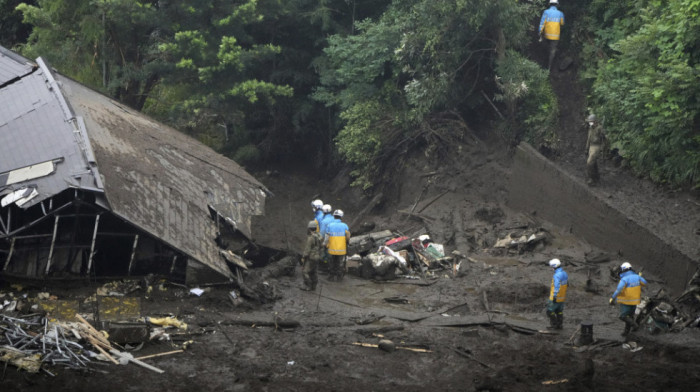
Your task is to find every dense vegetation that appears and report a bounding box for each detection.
[1,0,698,189]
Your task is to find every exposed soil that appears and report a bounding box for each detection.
[3,51,700,392]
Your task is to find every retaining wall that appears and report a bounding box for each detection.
[507,143,697,295]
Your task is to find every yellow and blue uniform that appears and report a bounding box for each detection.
[546,266,568,329]
[612,270,647,305]
[314,209,324,233]
[326,220,350,256]
[325,219,350,281]
[612,269,647,334]
[550,267,568,303]
[539,6,564,41]
[319,214,335,237]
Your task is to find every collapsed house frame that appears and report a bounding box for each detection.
[0,46,268,284]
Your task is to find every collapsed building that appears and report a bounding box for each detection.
[0,46,268,284]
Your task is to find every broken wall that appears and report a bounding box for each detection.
[507,143,698,295]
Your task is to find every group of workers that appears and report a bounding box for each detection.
[301,198,646,339]
[547,258,648,338]
[300,199,350,291]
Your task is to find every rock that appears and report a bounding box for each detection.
[378,339,395,353]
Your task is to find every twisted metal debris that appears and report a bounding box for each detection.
[1,314,91,375]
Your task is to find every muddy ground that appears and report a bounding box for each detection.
[3,52,700,392]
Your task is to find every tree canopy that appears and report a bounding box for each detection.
[4,0,698,189]
[584,0,700,188]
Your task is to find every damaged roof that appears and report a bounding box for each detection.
[0,47,268,280]
[0,46,33,86]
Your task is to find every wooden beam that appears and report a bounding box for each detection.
[2,238,15,271]
[45,216,61,275]
[87,214,101,273]
[127,235,139,275]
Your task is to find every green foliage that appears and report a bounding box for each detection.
[585,0,700,188]
[316,0,537,187]
[17,0,166,108]
[233,144,262,165]
[494,50,558,149]
[335,100,386,189]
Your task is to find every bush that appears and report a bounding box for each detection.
[494,50,559,150]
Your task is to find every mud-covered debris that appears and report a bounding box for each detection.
[384,297,410,304]
[145,316,188,330]
[96,280,142,297]
[494,229,548,251]
[621,341,643,352]
[189,288,205,296]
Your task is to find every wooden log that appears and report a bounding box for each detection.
[349,193,384,229]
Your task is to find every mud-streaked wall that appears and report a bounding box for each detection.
[507,143,697,295]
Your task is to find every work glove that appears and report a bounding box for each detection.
[609,297,615,306]
[552,296,557,303]
[538,36,543,43]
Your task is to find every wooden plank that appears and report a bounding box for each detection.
[135,350,184,361]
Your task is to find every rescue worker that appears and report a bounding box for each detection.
[311,199,324,223]
[539,0,565,72]
[585,114,606,186]
[546,258,568,330]
[318,204,334,266]
[324,210,350,282]
[610,262,647,337]
[319,204,334,237]
[300,220,324,291]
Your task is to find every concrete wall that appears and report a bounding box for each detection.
[507,143,697,295]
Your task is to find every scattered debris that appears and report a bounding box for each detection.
[351,342,431,353]
[189,288,205,297]
[494,229,548,252]
[542,379,569,385]
[621,341,643,352]
[145,316,188,331]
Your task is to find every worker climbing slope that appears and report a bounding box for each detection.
[585,114,606,186]
[539,0,565,71]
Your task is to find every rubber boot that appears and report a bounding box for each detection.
[586,163,599,186]
[548,48,555,72]
[621,323,631,337]
[555,314,564,330]
[621,315,635,336]
[546,312,558,330]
